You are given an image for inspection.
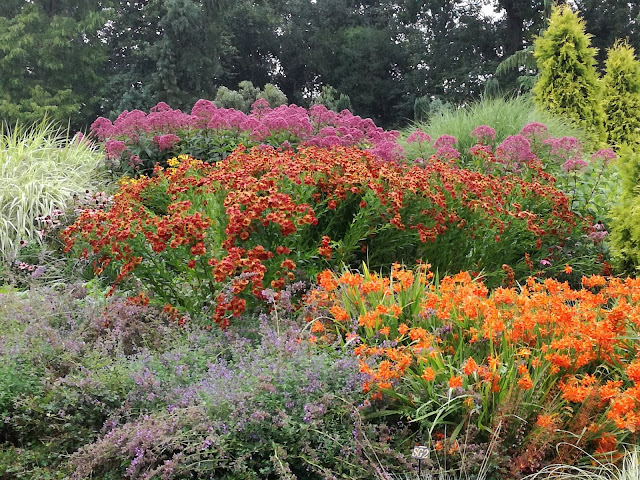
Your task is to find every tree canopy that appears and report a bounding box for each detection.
[0,0,637,129]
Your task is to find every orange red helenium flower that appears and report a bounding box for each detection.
[63,145,578,327]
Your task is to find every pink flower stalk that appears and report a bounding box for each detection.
[153,134,181,151]
[104,139,127,159]
[495,135,535,170]
[433,134,457,148]
[562,156,588,173]
[542,136,583,162]
[407,130,432,144]
[519,122,549,141]
[591,148,617,164]
[470,125,496,144]
[434,145,461,160]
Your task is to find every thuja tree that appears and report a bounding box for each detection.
[532,5,605,146]
[609,145,640,273]
[602,40,640,148]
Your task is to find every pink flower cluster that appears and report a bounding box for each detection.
[470,125,496,144]
[153,134,181,151]
[91,101,403,162]
[541,136,585,173]
[494,135,535,172]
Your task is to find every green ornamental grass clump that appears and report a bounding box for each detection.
[0,121,105,258]
[532,5,606,146]
[602,40,640,149]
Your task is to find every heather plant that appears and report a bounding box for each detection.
[532,6,606,146]
[90,100,403,176]
[306,265,640,477]
[602,41,640,149]
[0,121,105,258]
[62,145,594,327]
[403,96,585,165]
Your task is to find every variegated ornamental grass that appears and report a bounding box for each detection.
[0,121,106,257]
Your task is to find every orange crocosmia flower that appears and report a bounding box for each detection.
[317,270,338,291]
[422,367,436,382]
[338,271,362,287]
[535,413,556,430]
[409,327,427,341]
[517,364,529,376]
[448,375,463,388]
[626,360,640,383]
[463,357,478,376]
[398,323,409,335]
[358,311,379,328]
[329,305,350,322]
[595,434,617,454]
[518,374,533,390]
[311,321,325,333]
[379,326,391,336]
[487,356,500,371]
[564,264,573,274]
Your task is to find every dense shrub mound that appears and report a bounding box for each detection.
[62,144,594,327]
[306,265,640,475]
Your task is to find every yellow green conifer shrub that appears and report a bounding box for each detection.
[609,145,640,273]
[602,40,640,148]
[533,5,606,146]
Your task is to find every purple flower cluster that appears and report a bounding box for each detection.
[494,135,536,172]
[152,134,181,151]
[470,125,496,144]
[91,100,403,163]
[541,136,586,173]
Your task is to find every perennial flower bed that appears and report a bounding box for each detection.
[62,144,592,327]
[306,265,640,474]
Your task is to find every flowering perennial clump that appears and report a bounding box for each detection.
[91,100,403,173]
[306,265,640,472]
[63,145,584,327]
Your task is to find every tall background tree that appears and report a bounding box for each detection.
[0,0,112,128]
[100,0,227,117]
[1,0,639,130]
[532,5,605,145]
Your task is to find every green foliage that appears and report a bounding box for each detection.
[214,81,287,112]
[0,121,105,258]
[100,0,225,117]
[609,145,640,274]
[602,40,640,148]
[0,1,111,128]
[312,85,353,113]
[413,96,452,124]
[532,5,606,146]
